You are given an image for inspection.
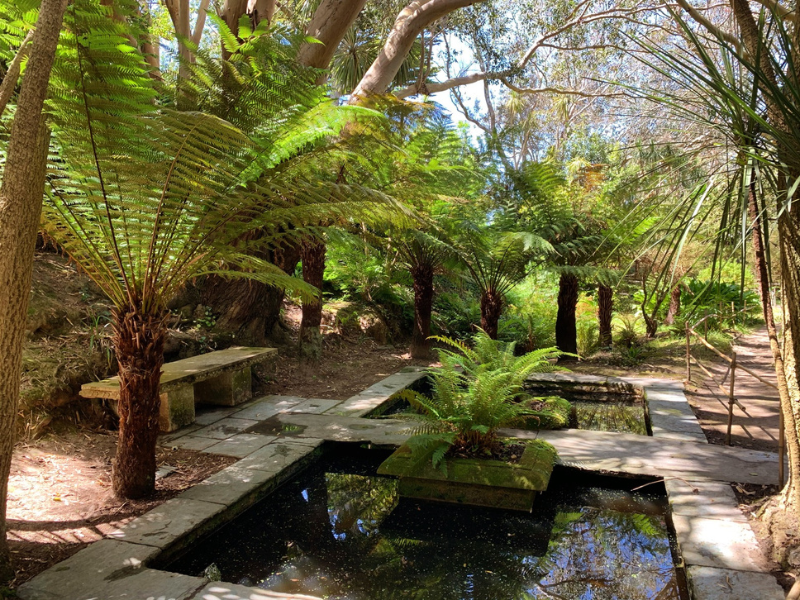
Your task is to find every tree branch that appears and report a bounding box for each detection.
[0,29,34,119]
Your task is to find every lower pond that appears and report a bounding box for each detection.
[166,444,685,600]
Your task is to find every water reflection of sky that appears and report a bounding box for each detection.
[167,449,683,600]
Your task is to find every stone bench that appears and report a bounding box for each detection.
[80,347,277,432]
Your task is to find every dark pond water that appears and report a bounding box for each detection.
[380,386,650,436]
[555,391,650,436]
[166,444,684,600]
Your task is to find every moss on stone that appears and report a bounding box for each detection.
[520,396,572,430]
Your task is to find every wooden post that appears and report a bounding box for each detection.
[685,322,691,382]
[726,351,737,446]
[731,301,735,327]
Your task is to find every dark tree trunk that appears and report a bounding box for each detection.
[480,289,503,340]
[201,242,300,346]
[299,238,326,360]
[644,314,659,338]
[664,285,681,326]
[410,263,434,359]
[597,283,613,347]
[556,273,579,356]
[112,307,167,499]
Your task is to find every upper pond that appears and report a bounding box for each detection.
[166,444,684,599]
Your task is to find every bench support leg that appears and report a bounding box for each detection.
[194,367,252,406]
[159,387,196,432]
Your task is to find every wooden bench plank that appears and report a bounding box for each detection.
[80,347,277,400]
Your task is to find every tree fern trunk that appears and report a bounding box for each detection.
[556,273,578,356]
[201,241,300,345]
[480,288,503,340]
[112,308,167,499]
[664,285,681,326]
[411,263,434,359]
[597,283,613,347]
[0,0,68,581]
[299,238,326,360]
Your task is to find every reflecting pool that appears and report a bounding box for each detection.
[167,445,684,599]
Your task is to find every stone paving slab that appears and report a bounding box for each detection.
[236,441,316,473]
[665,479,747,523]
[277,413,413,446]
[327,371,428,417]
[107,497,225,549]
[231,396,302,421]
[652,430,710,444]
[195,407,238,426]
[672,514,771,572]
[190,581,322,599]
[161,424,203,442]
[193,417,259,440]
[17,539,206,600]
[290,398,342,414]
[203,433,276,458]
[511,428,781,485]
[170,435,221,452]
[179,466,277,506]
[687,566,784,600]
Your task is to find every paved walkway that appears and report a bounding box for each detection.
[687,327,782,451]
[18,369,786,600]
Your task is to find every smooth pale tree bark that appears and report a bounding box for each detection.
[555,273,579,357]
[350,0,488,100]
[165,0,209,81]
[297,0,368,71]
[0,0,69,580]
[597,283,613,347]
[0,30,34,118]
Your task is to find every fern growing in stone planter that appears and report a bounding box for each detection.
[378,331,563,511]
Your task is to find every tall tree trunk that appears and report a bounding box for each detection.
[112,308,167,499]
[410,263,434,358]
[297,0,368,72]
[728,0,800,510]
[597,283,613,347]
[748,173,800,508]
[480,288,503,340]
[778,212,800,508]
[664,285,681,326]
[0,0,69,581]
[351,0,488,100]
[201,242,300,345]
[555,273,579,356]
[299,238,326,360]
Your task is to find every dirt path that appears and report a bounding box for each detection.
[685,327,781,452]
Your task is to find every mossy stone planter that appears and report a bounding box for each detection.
[377,438,557,512]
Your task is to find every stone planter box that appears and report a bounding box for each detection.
[377,438,556,512]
